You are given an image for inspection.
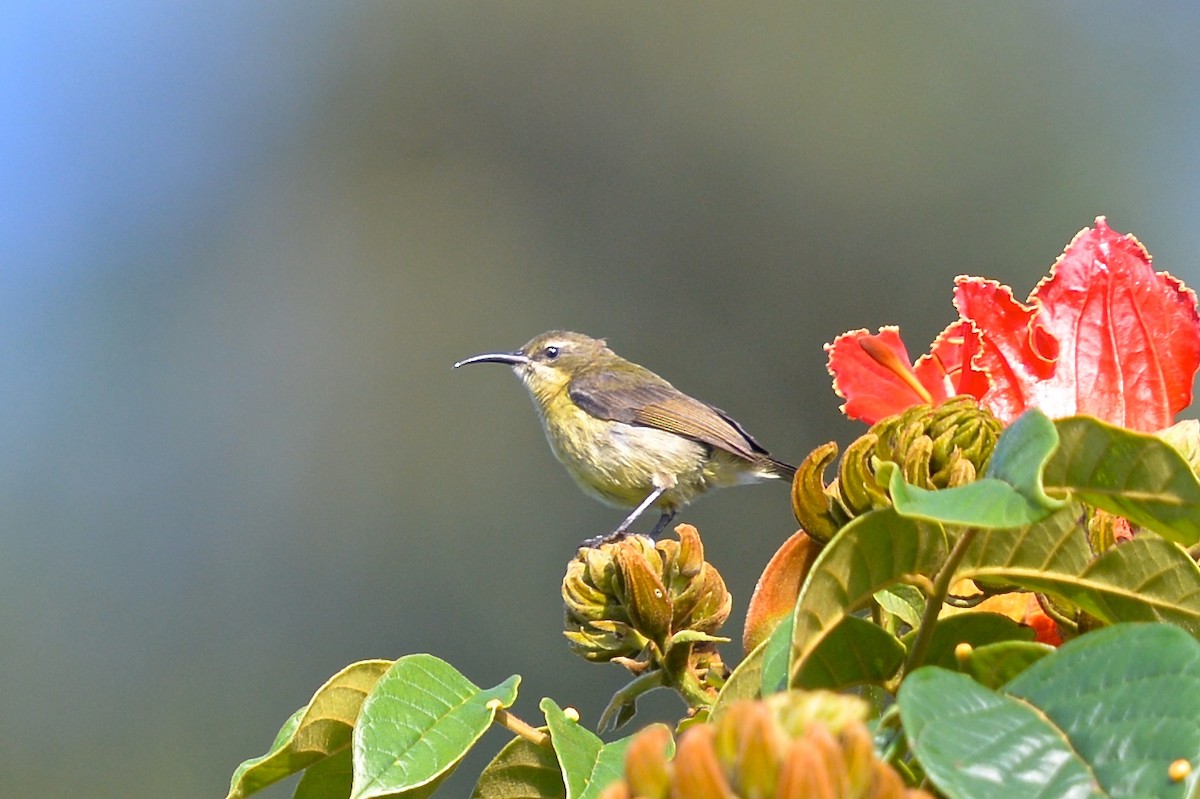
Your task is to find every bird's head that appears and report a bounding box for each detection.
[454,330,613,403]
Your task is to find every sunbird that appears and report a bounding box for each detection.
[454,331,795,542]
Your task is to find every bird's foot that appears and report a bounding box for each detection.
[577,509,678,549]
[578,529,632,549]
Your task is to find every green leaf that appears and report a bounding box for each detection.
[1005,623,1200,798]
[959,640,1054,690]
[903,612,1034,672]
[710,637,767,718]
[541,698,630,799]
[760,605,793,696]
[665,630,730,647]
[901,623,1200,799]
[959,510,1200,633]
[294,748,352,799]
[793,615,905,690]
[350,655,520,799]
[874,584,925,630]
[226,659,392,799]
[596,670,665,734]
[471,732,564,799]
[899,668,1103,799]
[957,500,1087,571]
[789,507,949,686]
[1044,416,1200,546]
[712,595,793,716]
[883,409,1066,528]
[985,409,1061,491]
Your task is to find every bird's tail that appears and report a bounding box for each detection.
[766,456,796,481]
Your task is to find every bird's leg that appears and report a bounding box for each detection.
[579,484,670,548]
[646,508,677,539]
[614,485,667,536]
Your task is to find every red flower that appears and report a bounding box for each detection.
[827,218,1200,431]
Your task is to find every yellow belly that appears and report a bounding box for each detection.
[537,401,768,511]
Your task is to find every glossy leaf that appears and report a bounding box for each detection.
[900,668,1104,799]
[901,623,1200,799]
[883,409,1065,528]
[542,698,631,799]
[956,503,1087,577]
[789,507,949,686]
[960,512,1200,633]
[1005,624,1200,798]
[760,607,793,696]
[226,659,392,799]
[1044,415,1200,545]
[743,530,820,653]
[710,635,769,717]
[792,615,905,690]
[297,750,455,799]
[902,612,1033,672]
[471,731,564,799]
[874,584,925,630]
[350,655,520,799]
[959,640,1054,690]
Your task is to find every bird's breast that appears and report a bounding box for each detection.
[534,396,751,509]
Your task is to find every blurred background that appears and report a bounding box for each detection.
[3,3,1199,796]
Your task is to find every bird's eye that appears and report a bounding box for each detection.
[543,345,560,359]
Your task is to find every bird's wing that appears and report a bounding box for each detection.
[568,371,769,462]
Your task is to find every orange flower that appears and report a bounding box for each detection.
[828,218,1200,432]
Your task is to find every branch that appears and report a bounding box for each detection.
[902,526,979,675]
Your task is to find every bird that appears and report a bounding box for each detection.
[454,330,795,543]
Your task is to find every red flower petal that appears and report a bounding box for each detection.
[919,318,991,403]
[826,327,947,424]
[1023,594,1062,647]
[827,219,1200,430]
[1023,218,1200,431]
[953,277,1056,424]
[827,324,990,424]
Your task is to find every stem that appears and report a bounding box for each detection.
[598,669,667,732]
[1037,592,1079,636]
[492,707,550,747]
[672,668,717,709]
[902,527,979,676]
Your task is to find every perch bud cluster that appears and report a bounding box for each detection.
[562,525,731,667]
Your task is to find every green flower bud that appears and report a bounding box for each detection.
[792,441,844,542]
[793,397,1002,541]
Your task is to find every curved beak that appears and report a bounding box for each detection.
[453,350,530,369]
